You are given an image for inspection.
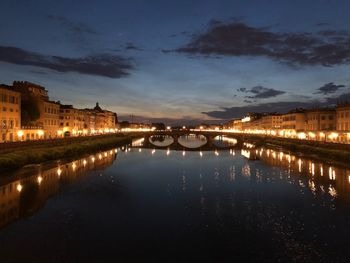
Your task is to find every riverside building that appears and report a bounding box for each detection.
[0,85,21,142]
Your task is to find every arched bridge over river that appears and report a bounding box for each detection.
[136,130,247,150]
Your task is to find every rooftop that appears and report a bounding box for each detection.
[13,81,47,91]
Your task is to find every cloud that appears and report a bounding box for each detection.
[203,92,350,119]
[327,92,350,104]
[315,22,329,27]
[315,82,345,95]
[175,21,350,66]
[240,85,286,99]
[47,15,98,48]
[47,15,98,35]
[0,46,133,78]
[125,42,142,51]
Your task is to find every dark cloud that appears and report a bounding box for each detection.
[237,87,247,92]
[315,22,330,27]
[202,101,318,119]
[315,82,345,95]
[47,15,98,48]
[327,92,350,104]
[125,42,142,51]
[176,21,350,66]
[30,70,47,75]
[238,85,285,99]
[47,15,98,35]
[203,92,350,119]
[0,46,133,78]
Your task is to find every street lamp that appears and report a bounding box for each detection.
[17,130,24,141]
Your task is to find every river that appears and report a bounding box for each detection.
[0,135,349,262]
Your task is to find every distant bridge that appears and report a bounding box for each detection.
[136,130,246,150]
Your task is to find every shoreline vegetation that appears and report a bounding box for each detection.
[0,134,133,171]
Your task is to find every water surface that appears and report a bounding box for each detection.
[0,138,350,262]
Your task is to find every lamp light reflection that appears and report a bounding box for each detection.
[16,184,23,192]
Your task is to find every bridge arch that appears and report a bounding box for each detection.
[142,130,244,149]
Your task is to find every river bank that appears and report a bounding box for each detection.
[242,135,350,166]
[0,134,133,171]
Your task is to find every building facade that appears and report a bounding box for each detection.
[282,110,306,131]
[12,81,60,139]
[43,101,60,138]
[260,114,282,130]
[59,105,85,136]
[336,104,350,131]
[0,85,21,142]
[93,103,117,132]
[306,108,336,131]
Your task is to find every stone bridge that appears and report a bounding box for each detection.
[140,130,245,150]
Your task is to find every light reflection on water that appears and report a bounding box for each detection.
[1,144,350,230]
[149,135,173,146]
[0,139,350,261]
[0,150,117,229]
[213,135,237,147]
[178,134,207,148]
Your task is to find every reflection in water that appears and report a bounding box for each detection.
[132,138,145,147]
[0,150,117,229]
[149,135,174,147]
[1,139,350,261]
[178,134,207,148]
[241,146,350,202]
[213,135,237,147]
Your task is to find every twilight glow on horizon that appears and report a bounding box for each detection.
[1,0,350,124]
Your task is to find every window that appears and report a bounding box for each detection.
[1,120,6,129]
[1,94,7,102]
[2,107,6,112]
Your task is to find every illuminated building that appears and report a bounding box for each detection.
[306,108,336,131]
[59,105,85,136]
[336,104,350,131]
[232,119,243,131]
[260,114,282,130]
[241,113,263,130]
[0,85,21,142]
[12,81,60,139]
[43,101,60,139]
[93,102,117,131]
[281,109,306,132]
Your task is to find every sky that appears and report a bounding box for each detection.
[1,0,350,125]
